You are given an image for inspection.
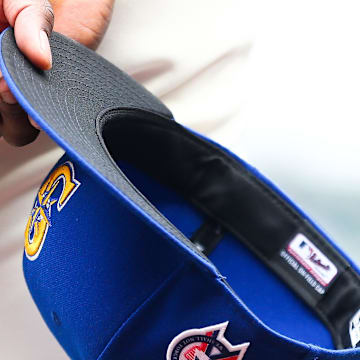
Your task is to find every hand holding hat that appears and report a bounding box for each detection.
[0,0,114,146]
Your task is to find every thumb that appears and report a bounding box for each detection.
[4,0,54,70]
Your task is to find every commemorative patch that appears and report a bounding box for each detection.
[24,161,80,261]
[166,322,250,360]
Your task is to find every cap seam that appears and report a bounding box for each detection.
[96,261,188,360]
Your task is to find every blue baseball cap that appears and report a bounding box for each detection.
[1,27,360,360]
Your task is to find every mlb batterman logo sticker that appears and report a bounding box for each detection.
[167,322,250,360]
[24,161,80,261]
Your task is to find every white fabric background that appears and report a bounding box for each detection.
[0,1,360,358]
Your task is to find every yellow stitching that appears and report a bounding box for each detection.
[24,162,80,260]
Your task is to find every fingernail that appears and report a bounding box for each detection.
[29,116,41,130]
[39,30,52,69]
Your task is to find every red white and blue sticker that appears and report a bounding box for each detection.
[280,233,338,295]
[287,234,338,287]
[166,322,250,360]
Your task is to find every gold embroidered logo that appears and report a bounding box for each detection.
[24,161,80,261]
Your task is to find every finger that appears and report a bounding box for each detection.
[0,101,39,146]
[28,115,41,130]
[0,76,17,104]
[3,0,54,70]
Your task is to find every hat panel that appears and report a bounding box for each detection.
[23,154,188,360]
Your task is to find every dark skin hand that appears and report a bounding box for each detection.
[0,0,115,146]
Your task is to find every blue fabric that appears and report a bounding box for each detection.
[1,23,358,357]
[22,154,360,360]
[210,234,334,349]
[118,160,334,349]
[305,346,360,360]
[23,155,193,359]
[98,262,310,360]
[117,160,204,239]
